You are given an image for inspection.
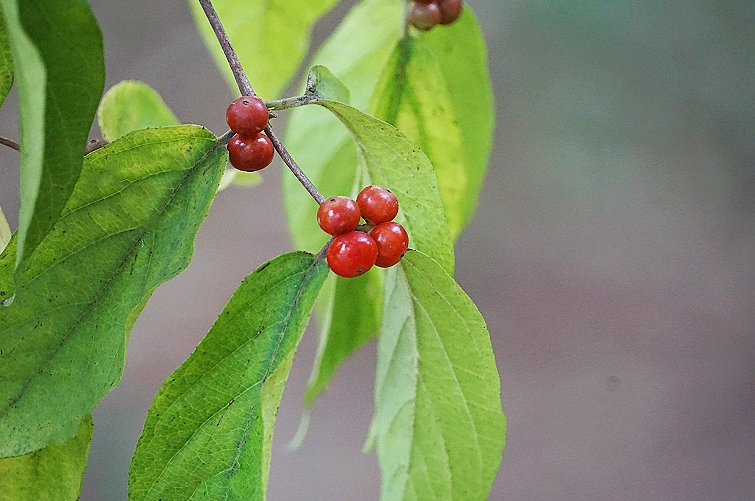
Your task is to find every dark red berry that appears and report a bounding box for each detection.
[227,133,274,172]
[413,0,436,4]
[326,231,378,278]
[409,2,441,31]
[357,185,399,224]
[318,196,361,236]
[226,96,269,135]
[370,222,409,268]
[437,0,463,25]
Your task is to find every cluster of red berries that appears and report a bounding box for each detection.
[318,186,409,278]
[409,0,463,31]
[225,96,274,172]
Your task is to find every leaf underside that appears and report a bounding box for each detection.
[129,252,328,501]
[370,250,506,501]
[0,126,226,458]
[371,8,495,240]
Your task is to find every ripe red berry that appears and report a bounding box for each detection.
[227,133,274,172]
[370,222,409,268]
[357,185,399,224]
[226,96,269,135]
[437,0,463,25]
[409,2,441,31]
[326,231,378,278]
[318,196,361,236]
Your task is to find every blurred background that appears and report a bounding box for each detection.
[1,0,754,499]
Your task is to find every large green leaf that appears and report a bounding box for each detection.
[0,7,14,109]
[129,252,329,501]
[368,250,506,501]
[189,0,338,99]
[418,8,495,236]
[370,34,469,239]
[0,126,226,458]
[0,0,105,273]
[97,80,180,141]
[0,414,93,501]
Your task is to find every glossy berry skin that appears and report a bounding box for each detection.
[409,2,441,31]
[370,222,409,268]
[318,196,361,236]
[327,231,378,278]
[226,96,269,135]
[357,185,399,224]
[227,133,274,172]
[437,0,463,25]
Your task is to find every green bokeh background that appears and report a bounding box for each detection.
[0,0,753,499]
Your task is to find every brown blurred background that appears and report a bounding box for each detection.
[0,0,754,499]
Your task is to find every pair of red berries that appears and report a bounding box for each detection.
[226,96,275,171]
[318,186,409,278]
[409,0,463,31]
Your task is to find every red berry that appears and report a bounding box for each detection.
[437,0,463,25]
[370,222,409,268]
[226,96,269,135]
[326,231,378,278]
[409,2,441,31]
[227,133,274,172]
[357,185,399,224]
[413,0,436,4]
[318,196,361,236]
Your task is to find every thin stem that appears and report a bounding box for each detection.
[0,136,19,151]
[265,125,324,204]
[217,129,235,145]
[197,0,254,97]
[198,0,325,205]
[265,94,319,112]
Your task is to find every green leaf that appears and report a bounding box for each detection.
[371,9,494,240]
[0,0,105,273]
[418,9,495,234]
[189,0,338,99]
[0,414,93,500]
[0,205,10,254]
[129,252,329,501]
[97,80,180,142]
[318,99,454,274]
[0,126,226,458]
[0,7,14,109]
[368,250,506,501]
[306,65,350,104]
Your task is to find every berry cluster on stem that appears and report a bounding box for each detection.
[226,96,274,172]
[320,186,409,278]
